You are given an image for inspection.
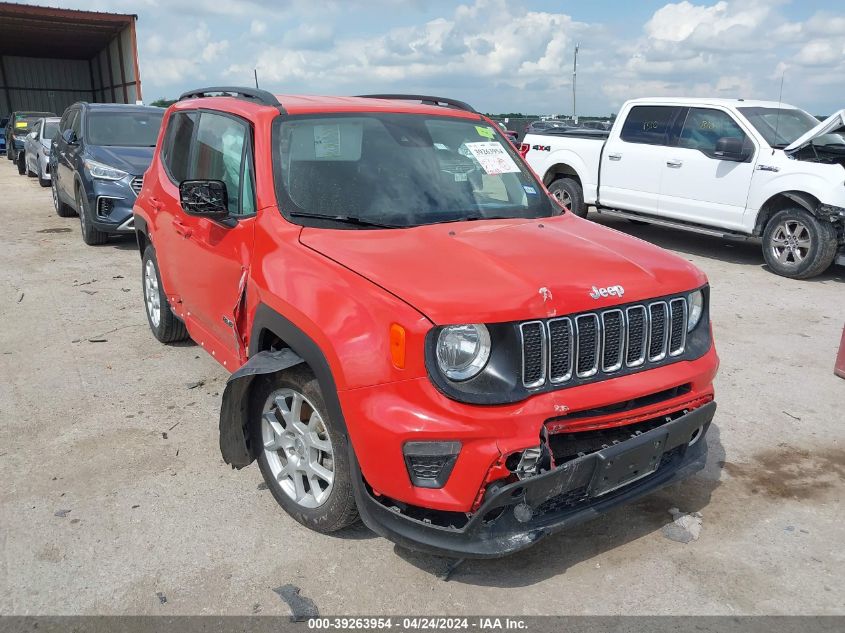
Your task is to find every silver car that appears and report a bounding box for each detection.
[23,117,60,187]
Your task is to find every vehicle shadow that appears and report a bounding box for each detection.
[592,214,844,283]
[104,235,138,251]
[392,423,726,587]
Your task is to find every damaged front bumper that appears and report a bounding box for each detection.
[353,401,715,558]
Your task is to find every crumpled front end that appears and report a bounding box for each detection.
[353,401,715,558]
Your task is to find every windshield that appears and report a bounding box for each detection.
[43,121,59,140]
[274,114,555,228]
[738,107,845,148]
[12,115,46,132]
[86,111,163,147]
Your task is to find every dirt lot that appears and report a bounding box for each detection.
[1,161,843,616]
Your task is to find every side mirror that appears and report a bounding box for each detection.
[61,129,78,145]
[714,137,750,162]
[179,180,229,219]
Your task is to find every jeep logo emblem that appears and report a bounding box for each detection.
[589,285,625,299]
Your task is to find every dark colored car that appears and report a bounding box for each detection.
[5,111,56,162]
[0,117,8,155]
[51,103,164,245]
[523,120,576,136]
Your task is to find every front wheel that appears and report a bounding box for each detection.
[762,208,837,279]
[53,178,75,217]
[548,177,587,218]
[17,153,25,175]
[76,186,108,245]
[38,159,50,187]
[142,246,189,343]
[251,366,359,533]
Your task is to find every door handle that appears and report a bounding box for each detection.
[666,159,683,168]
[172,218,193,238]
[608,153,622,161]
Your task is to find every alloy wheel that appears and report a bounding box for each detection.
[261,388,335,509]
[552,187,572,211]
[770,219,811,265]
[143,259,161,328]
[76,190,88,239]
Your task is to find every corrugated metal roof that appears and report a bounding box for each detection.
[0,2,136,59]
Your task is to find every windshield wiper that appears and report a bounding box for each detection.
[289,211,402,228]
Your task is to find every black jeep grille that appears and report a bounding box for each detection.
[519,295,690,388]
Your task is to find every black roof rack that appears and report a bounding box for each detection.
[356,94,477,114]
[178,86,284,112]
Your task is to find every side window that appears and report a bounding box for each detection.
[59,110,72,133]
[241,153,256,216]
[620,106,680,145]
[678,108,750,157]
[161,111,197,183]
[188,112,251,216]
[70,110,82,138]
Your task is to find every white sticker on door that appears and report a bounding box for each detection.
[463,142,521,175]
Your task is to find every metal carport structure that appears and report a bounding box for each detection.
[0,1,142,116]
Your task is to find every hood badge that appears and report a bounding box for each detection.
[589,285,624,299]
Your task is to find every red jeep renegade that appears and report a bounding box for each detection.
[134,87,718,558]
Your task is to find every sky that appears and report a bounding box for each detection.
[20,0,845,115]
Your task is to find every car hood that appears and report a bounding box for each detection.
[86,145,154,176]
[299,215,707,324]
[785,109,845,152]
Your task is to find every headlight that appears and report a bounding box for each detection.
[84,158,127,181]
[687,290,704,332]
[436,324,491,381]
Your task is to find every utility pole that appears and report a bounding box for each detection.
[572,42,579,123]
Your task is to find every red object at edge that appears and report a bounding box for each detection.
[835,324,845,379]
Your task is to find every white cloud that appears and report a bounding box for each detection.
[250,20,267,36]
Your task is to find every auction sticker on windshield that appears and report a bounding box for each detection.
[464,141,521,175]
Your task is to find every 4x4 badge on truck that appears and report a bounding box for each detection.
[589,285,625,299]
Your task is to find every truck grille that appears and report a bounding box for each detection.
[130,176,143,195]
[520,296,688,388]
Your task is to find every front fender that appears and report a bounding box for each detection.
[219,348,303,468]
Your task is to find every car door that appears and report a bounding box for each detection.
[163,110,257,368]
[658,106,756,230]
[599,105,682,215]
[56,109,80,200]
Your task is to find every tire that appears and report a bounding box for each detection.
[26,158,36,177]
[762,207,838,279]
[52,178,75,217]
[6,146,12,161]
[76,185,109,245]
[17,153,26,175]
[548,177,587,218]
[142,246,189,344]
[251,366,359,533]
[38,162,50,188]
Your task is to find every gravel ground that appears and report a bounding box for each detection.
[1,161,843,616]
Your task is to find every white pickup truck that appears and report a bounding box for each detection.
[523,97,845,279]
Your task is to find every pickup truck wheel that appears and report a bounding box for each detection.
[52,178,75,217]
[142,246,189,343]
[252,367,359,533]
[762,208,837,279]
[548,178,586,218]
[76,187,109,246]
